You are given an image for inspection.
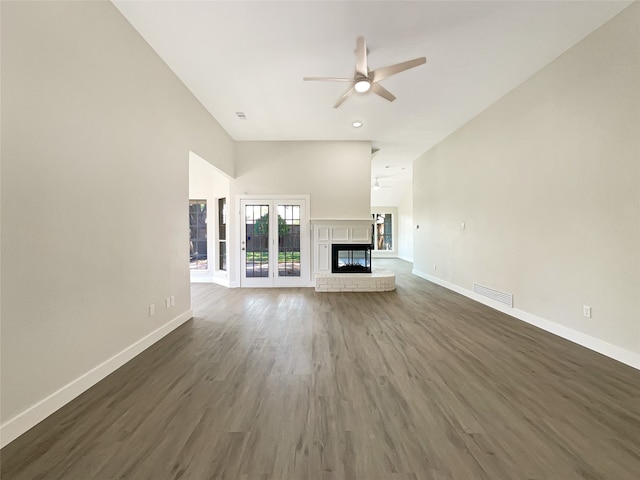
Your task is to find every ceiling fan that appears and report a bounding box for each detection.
[372,177,391,190]
[304,37,426,108]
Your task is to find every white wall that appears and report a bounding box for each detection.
[1,0,234,444]
[188,151,231,284]
[397,184,414,262]
[412,4,639,368]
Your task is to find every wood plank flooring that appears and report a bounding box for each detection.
[2,259,639,479]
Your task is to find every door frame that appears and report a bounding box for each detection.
[237,195,311,288]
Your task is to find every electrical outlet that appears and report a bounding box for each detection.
[149,304,155,316]
[583,305,591,318]
[166,297,171,309]
[433,264,437,270]
[170,295,175,307]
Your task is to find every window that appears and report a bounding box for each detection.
[189,200,207,270]
[372,213,393,251]
[218,197,227,271]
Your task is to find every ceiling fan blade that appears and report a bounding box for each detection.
[371,82,396,102]
[303,77,353,82]
[371,57,426,83]
[355,36,368,77]
[334,86,355,108]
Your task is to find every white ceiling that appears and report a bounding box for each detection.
[113,0,631,206]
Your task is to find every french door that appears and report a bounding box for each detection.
[240,197,309,287]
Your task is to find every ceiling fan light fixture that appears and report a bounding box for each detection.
[304,37,426,107]
[354,78,371,93]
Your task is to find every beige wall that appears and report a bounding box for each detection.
[413,4,639,361]
[1,0,234,430]
[233,141,371,219]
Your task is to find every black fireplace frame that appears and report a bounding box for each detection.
[331,243,372,274]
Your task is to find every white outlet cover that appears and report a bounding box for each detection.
[149,304,155,316]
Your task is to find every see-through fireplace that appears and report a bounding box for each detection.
[331,244,372,273]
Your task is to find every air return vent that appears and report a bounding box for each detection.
[473,283,513,307]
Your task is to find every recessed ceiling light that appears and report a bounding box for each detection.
[352,121,363,128]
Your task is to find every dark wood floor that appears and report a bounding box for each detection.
[2,259,639,479]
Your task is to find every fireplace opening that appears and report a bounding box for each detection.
[331,244,372,273]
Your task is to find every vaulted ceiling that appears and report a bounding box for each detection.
[113,1,631,206]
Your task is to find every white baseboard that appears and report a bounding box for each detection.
[397,255,413,263]
[372,252,397,258]
[190,277,213,283]
[190,269,213,283]
[0,309,193,448]
[212,277,230,288]
[412,270,640,371]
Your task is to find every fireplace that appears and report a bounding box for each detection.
[331,243,372,273]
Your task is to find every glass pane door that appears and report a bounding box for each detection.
[277,204,301,278]
[243,204,270,284]
[240,198,308,288]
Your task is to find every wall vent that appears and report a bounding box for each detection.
[235,111,247,119]
[473,283,513,307]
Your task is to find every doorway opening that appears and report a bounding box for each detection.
[189,151,230,285]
